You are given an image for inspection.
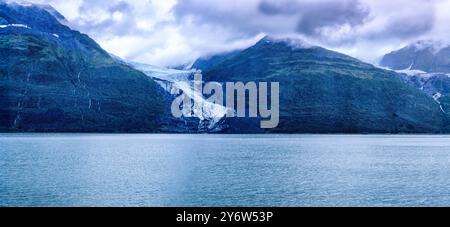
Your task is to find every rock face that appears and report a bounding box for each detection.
[0,2,164,132]
[197,36,446,133]
[380,40,450,73]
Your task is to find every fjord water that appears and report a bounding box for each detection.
[0,134,449,207]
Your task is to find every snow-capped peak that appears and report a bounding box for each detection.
[4,0,68,25]
[4,0,33,7]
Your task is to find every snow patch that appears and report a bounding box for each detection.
[433,92,442,101]
[432,93,445,113]
[379,63,429,76]
[395,65,427,76]
[5,0,33,7]
[0,24,30,29]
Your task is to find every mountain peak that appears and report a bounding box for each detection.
[1,0,68,25]
[409,40,448,55]
[380,39,450,73]
[258,35,314,49]
[0,0,165,133]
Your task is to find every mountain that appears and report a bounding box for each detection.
[0,2,164,132]
[1,2,448,133]
[380,40,450,120]
[380,40,450,73]
[197,36,447,133]
[191,50,242,71]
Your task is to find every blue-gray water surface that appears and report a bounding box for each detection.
[0,134,449,207]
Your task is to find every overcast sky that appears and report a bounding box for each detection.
[24,0,450,67]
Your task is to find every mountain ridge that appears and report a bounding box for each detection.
[0,1,165,132]
[198,36,447,133]
[380,40,450,74]
[1,2,448,133]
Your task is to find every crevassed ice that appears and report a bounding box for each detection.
[132,63,228,129]
[171,81,227,123]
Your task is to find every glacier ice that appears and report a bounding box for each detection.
[131,62,228,130]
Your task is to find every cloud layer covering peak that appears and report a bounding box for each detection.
[21,0,450,66]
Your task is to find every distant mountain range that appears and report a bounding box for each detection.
[0,2,448,133]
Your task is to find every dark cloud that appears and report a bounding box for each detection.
[173,0,263,39]
[29,0,444,66]
[364,9,435,40]
[109,1,131,13]
[173,0,437,45]
[73,0,153,37]
[258,0,371,38]
[174,0,370,39]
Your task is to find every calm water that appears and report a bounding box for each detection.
[0,134,449,207]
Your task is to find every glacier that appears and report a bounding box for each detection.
[131,62,228,131]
